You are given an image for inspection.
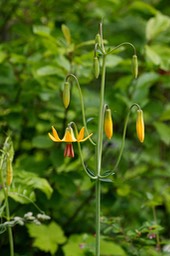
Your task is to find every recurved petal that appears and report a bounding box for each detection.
[77,127,85,141]
[79,132,93,142]
[52,126,61,141]
[48,132,59,142]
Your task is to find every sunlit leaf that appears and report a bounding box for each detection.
[32,135,53,149]
[27,221,66,255]
[33,25,51,37]
[154,122,170,145]
[146,13,170,41]
[61,24,71,45]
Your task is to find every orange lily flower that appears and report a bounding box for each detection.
[48,126,93,157]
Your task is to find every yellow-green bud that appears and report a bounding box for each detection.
[136,109,144,143]
[6,158,13,186]
[95,33,101,45]
[63,81,70,109]
[104,108,113,139]
[61,24,71,45]
[132,54,138,79]
[93,56,100,79]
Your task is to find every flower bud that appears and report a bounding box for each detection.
[63,81,70,108]
[95,33,101,46]
[93,56,100,79]
[132,54,138,79]
[104,108,113,139]
[136,109,144,143]
[6,158,13,186]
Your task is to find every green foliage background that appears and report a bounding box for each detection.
[0,0,170,255]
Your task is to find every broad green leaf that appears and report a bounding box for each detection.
[146,13,170,41]
[63,233,127,256]
[27,221,66,255]
[130,1,158,15]
[132,72,159,103]
[8,188,36,204]
[106,55,122,68]
[124,165,148,180]
[101,239,127,256]
[33,25,51,37]
[154,122,170,145]
[9,53,26,64]
[117,184,130,197]
[145,45,160,66]
[32,135,53,149]
[145,44,170,71]
[14,170,53,199]
[0,51,7,63]
[36,65,60,76]
[160,108,170,121]
[62,234,94,256]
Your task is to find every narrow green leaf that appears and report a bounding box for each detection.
[36,65,59,76]
[33,25,51,37]
[99,178,113,183]
[61,24,71,44]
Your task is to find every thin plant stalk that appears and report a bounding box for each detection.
[5,192,14,256]
[0,153,14,256]
[152,206,161,251]
[95,179,101,256]
[95,32,107,255]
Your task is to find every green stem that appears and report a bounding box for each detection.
[152,206,161,251]
[95,178,101,256]
[95,23,107,253]
[107,42,136,55]
[0,153,14,256]
[6,192,14,256]
[77,141,97,180]
[113,103,141,173]
[66,74,95,145]
[69,121,97,179]
[96,54,106,176]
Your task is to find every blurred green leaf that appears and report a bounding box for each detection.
[36,65,61,76]
[0,51,7,63]
[101,239,127,256]
[146,13,170,41]
[14,170,53,200]
[27,221,66,254]
[154,122,170,145]
[145,44,170,70]
[130,1,158,15]
[32,135,53,149]
[124,165,148,180]
[8,187,36,204]
[61,24,71,45]
[33,25,51,37]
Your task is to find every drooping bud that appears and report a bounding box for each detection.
[132,54,138,79]
[63,81,70,108]
[104,108,113,139]
[93,56,100,79]
[136,109,145,143]
[6,157,13,186]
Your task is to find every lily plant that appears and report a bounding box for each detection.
[49,23,144,256]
